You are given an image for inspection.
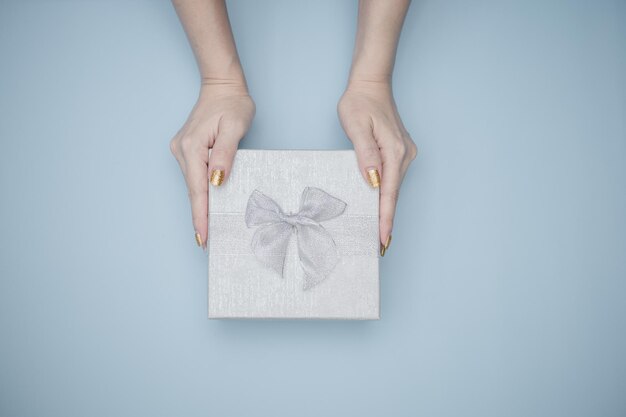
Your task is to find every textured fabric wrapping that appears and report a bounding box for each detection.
[208,150,379,320]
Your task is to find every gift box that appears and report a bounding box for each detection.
[208,150,380,319]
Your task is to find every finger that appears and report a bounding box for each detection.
[347,125,383,188]
[169,136,187,174]
[184,152,209,250]
[208,130,241,187]
[379,148,404,254]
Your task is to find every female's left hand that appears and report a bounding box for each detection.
[338,80,418,256]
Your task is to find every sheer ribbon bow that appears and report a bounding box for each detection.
[245,187,347,290]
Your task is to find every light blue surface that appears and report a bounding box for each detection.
[1,1,625,416]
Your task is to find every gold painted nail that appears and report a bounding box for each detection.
[366,167,380,188]
[195,231,203,247]
[380,234,392,257]
[210,169,225,186]
[384,234,392,249]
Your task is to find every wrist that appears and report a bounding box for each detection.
[345,76,393,97]
[199,74,250,98]
[348,54,394,87]
[199,57,249,95]
[348,69,391,84]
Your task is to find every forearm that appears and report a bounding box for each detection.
[172,0,247,90]
[348,0,411,86]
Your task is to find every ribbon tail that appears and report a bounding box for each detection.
[296,224,340,290]
[250,222,293,278]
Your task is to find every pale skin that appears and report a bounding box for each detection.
[170,0,417,254]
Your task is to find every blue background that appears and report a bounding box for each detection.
[1,1,625,416]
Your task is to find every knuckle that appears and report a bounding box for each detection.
[406,139,418,161]
[180,141,192,156]
[169,137,179,156]
[337,96,350,115]
[179,135,198,156]
[386,137,418,162]
[337,98,366,123]
[388,139,408,161]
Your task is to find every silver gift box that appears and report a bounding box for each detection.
[208,150,380,319]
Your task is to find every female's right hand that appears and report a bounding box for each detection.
[170,83,255,250]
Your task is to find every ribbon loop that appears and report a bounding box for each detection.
[244,187,347,290]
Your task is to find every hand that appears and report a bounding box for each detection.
[337,80,418,255]
[170,83,255,249]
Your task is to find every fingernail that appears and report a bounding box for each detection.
[384,234,392,249]
[195,231,203,247]
[380,234,392,257]
[210,168,225,186]
[366,167,380,188]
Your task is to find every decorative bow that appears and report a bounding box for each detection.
[244,187,347,290]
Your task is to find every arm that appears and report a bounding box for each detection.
[170,0,255,250]
[338,0,417,256]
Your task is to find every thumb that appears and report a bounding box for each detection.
[208,131,241,187]
[348,126,383,189]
